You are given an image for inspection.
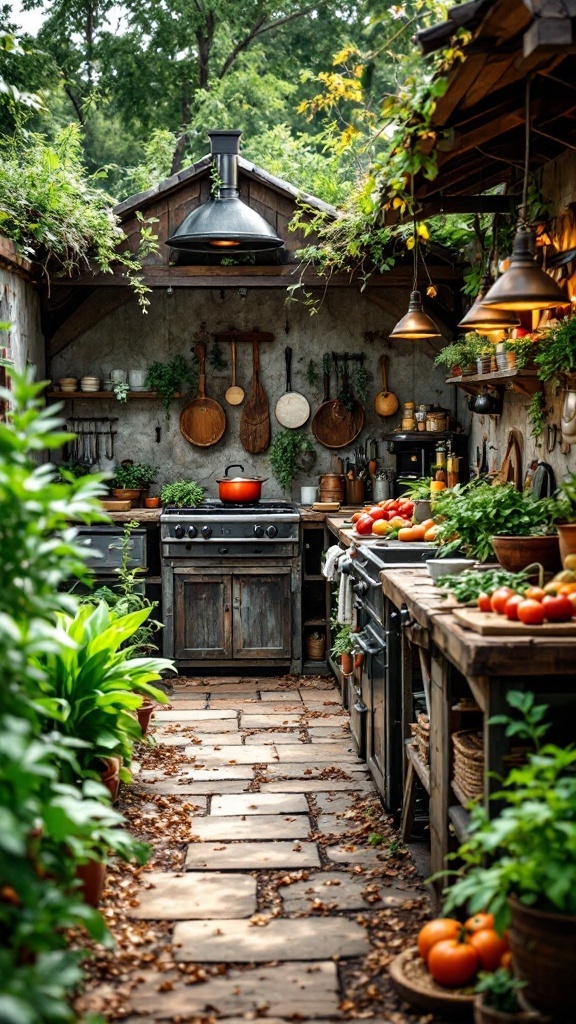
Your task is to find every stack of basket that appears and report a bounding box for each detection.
[452,729,484,801]
[410,711,430,764]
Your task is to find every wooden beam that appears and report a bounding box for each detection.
[418,195,516,217]
[47,289,133,356]
[0,235,35,281]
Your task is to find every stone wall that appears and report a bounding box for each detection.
[50,285,457,499]
[0,252,44,377]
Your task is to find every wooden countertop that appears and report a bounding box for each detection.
[103,507,356,526]
[380,567,576,678]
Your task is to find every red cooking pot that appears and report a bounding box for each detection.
[216,464,268,503]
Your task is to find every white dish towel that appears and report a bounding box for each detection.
[323,544,346,581]
[337,571,353,625]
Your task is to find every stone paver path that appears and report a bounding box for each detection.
[88,676,430,1022]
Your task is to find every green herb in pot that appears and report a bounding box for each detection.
[435,569,530,604]
[159,480,205,508]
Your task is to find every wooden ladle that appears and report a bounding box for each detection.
[224,339,244,406]
[374,354,399,417]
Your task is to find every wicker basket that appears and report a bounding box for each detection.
[306,632,326,660]
[452,729,484,801]
[411,712,430,765]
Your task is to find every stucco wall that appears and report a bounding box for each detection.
[0,263,44,376]
[50,286,458,499]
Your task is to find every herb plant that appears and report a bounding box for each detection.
[505,335,536,369]
[112,461,156,489]
[208,340,228,372]
[556,472,576,523]
[305,359,320,390]
[402,477,432,500]
[330,623,354,657]
[114,380,130,402]
[145,354,198,416]
[442,691,576,930]
[269,429,315,493]
[534,315,576,388]
[528,390,547,443]
[475,969,526,1014]
[159,479,205,508]
[433,482,557,561]
[434,333,492,373]
[435,569,530,603]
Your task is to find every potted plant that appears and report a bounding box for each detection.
[402,477,433,521]
[505,334,537,371]
[145,353,198,417]
[434,334,492,377]
[442,691,576,1021]
[474,969,547,1024]
[159,479,205,508]
[554,472,576,564]
[330,622,354,674]
[111,460,157,504]
[432,481,559,568]
[269,429,315,494]
[533,316,576,445]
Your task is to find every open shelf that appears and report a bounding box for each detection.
[446,367,539,397]
[47,391,183,400]
[448,803,471,843]
[406,740,431,795]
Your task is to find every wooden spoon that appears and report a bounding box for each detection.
[224,339,244,406]
[374,354,399,417]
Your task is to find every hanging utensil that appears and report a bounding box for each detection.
[374,354,399,417]
[240,339,270,453]
[311,355,364,449]
[275,346,310,428]
[180,340,227,447]
[224,339,244,406]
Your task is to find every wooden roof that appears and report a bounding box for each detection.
[412,0,576,204]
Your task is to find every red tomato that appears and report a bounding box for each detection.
[427,939,480,987]
[542,594,574,623]
[517,598,546,626]
[567,592,576,615]
[417,918,462,962]
[524,586,545,602]
[355,514,375,535]
[477,592,492,612]
[490,587,516,615]
[368,507,385,521]
[351,511,363,523]
[468,929,509,972]
[465,913,495,934]
[504,594,524,621]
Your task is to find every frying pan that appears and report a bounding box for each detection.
[224,339,244,405]
[311,360,365,449]
[275,346,310,427]
[374,354,399,417]
[240,339,270,454]
[180,341,226,447]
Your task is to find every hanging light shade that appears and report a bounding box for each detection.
[166,130,283,253]
[481,224,566,311]
[390,290,441,339]
[458,276,520,330]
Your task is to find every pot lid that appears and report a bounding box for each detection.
[216,475,268,483]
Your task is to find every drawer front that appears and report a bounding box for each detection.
[78,530,146,570]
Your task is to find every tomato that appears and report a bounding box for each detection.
[368,507,385,521]
[389,516,411,529]
[398,528,417,541]
[524,586,545,602]
[490,587,516,615]
[477,592,492,612]
[355,514,374,535]
[427,939,480,987]
[567,592,576,615]
[372,519,391,536]
[558,582,576,594]
[468,928,509,972]
[417,918,462,962]
[517,598,546,625]
[465,912,494,933]
[378,500,395,510]
[500,950,513,970]
[542,594,574,622]
[504,594,524,621]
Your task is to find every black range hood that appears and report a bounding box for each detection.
[166,130,284,253]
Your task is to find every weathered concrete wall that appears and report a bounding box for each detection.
[0,261,44,376]
[50,285,458,499]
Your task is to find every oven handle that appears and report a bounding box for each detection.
[353,631,382,655]
[349,561,382,588]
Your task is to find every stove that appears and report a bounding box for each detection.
[160,500,302,672]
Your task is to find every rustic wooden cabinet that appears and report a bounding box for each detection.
[172,565,292,663]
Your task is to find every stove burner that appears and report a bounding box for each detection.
[163,500,298,516]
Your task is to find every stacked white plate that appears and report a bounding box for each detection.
[80,375,100,392]
[59,376,78,393]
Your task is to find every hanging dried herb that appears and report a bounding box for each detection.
[208,341,228,372]
[350,363,373,403]
[305,359,320,390]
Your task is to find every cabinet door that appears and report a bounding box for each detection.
[174,570,232,659]
[232,570,291,659]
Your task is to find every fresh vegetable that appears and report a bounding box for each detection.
[504,594,524,621]
[435,569,529,604]
[490,587,517,615]
[477,593,492,612]
[524,585,545,602]
[417,918,462,962]
[465,912,495,934]
[427,939,480,987]
[355,514,374,535]
[517,599,546,625]
[468,929,509,972]
[368,506,385,521]
[541,593,574,622]
[372,519,392,536]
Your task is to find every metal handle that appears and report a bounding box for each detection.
[225,463,244,477]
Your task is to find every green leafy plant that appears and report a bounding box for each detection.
[475,969,526,1014]
[112,461,156,489]
[555,472,576,524]
[434,333,492,373]
[349,362,373,403]
[442,691,576,931]
[528,390,547,443]
[433,481,557,562]
[330,623,354,658]
[534,315,576,388]
[435,569,530,604]
[269,429,315,493]
[114,381,129,402]
[145,354,198,416]
[505,335,536,370]
[208,340,227,372]
[159,479,205,508]
[402,477,433,500]
[305,359,320,390]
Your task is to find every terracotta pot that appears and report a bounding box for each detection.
[508,896,576,1019]
[76,860,106,907]
[474,994,550,1024]
[490,535,561,574]
[340,652,353,674]
[97,756,121,801]
[112,487,142,507]
[506,351,517,368]
[144,496,160,508]
[136,700,155,735]
[557,523,576,566]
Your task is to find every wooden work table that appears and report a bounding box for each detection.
[380,567,576,885]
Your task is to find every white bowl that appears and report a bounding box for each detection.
[426,558,475,581]
[59,377,77,385]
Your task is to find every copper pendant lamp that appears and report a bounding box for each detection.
[481,83,565,312]
[458,275,520,331]
[390,202,442,340]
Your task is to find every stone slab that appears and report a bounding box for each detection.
[260,764,370,781]
[187,744,278,764]
[173,916,369,962]
[189,814,310,841]
[260,691,301,701]
[245,731,303,744]
[326,845,396,867]
[259,780,374,794]
[153,733,194,747]
[273,744,363,763]
[186,732,244,746]
[129,961,340,1019]
[211,793,308,816]
[156,698,207,709]
[181,766,255,781]
[175,718,240,733]
[127,871,256,919]
[298,689,340,700]
[241,713,303,729]
[307,727,351,739]
[312,791,365,814]
[315,813,351,837]
[154,709,237,721]
[185,841,320,870]
[280,871,412,913]
[138,780,251,796]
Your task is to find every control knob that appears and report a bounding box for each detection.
[187,525,198,538]
[174,524,184,539]
[201,524,213,539]
[253,525,265,538]
[351,579,369,595]
[266,525,278,538]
